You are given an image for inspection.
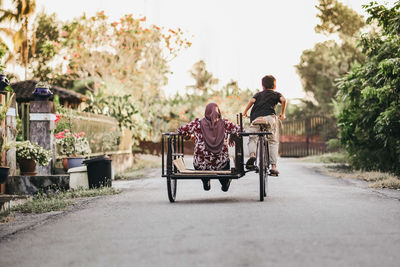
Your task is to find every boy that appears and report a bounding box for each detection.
[243,75,286,175]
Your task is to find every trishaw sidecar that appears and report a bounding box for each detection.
[161,114,271,202]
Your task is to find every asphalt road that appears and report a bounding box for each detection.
[1,158,399,267]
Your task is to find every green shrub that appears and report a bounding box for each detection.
[337,2,400,175]
[326,138,344,152]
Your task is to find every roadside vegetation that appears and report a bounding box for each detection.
[324,166,400,190]
[303,140,400,190]
[0,187,120,221]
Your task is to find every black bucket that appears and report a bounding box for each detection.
[83,156,112,188]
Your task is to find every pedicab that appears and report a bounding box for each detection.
[161,114,272,202]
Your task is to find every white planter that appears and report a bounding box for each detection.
[68,166,89,189]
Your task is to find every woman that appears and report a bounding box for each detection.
[177,103,240,191]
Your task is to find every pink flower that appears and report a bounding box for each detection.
[61,31,68,37]
[64,129,69,133]
[54,132,65,139]
[55,114,61,123]
[79,132,86,136]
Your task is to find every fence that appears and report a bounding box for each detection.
[65,111,132,156]
[279,116,337,157]
[18,105,132,157]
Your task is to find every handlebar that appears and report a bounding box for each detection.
[239,132,272,136]
[162,132,271,137]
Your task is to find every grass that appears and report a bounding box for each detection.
[115,154,161,180]
[325,165,400,189]
[8,187,121,214]
[301,152,349,164]
[0,210,13,223]
[303,152,400,189]
[12,196,74,213]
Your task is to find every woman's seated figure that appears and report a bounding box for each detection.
[177,102,240,191]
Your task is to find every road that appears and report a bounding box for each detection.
[1,158,400,267]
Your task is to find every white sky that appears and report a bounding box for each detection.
[17,0,400,99]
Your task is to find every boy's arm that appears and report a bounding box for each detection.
[243,98,256,117]
[279,96,286,120]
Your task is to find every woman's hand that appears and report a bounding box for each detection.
[183,134,195,142]
[228,134,235,147]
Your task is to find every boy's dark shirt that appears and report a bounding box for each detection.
[250,89,282,122]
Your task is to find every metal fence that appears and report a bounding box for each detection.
[279,116,337,157]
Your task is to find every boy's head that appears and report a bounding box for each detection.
[262,75,276,90]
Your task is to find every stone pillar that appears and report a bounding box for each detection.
[29,101,56,175]
[6,96,17,176]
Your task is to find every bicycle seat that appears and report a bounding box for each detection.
[252,117,269,125]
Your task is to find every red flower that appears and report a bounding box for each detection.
[55,114,61,123]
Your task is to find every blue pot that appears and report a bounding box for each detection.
[32,87,53,100]
[0,74,9,93]
[67,157,84,169]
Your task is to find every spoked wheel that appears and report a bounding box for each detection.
[167,177,177,202]
[263,137,269,197]
[258,137,267,201]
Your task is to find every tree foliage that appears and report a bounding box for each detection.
[57,11,190,102]
[186,60,219,95]
[0,0,36,79]
[337,1,400,174]
[30,12,60,82]
[295,0,365,115]
[315,0,365,38]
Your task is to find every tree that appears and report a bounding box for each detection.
[295,0,365,115]
[29,12,60,82]
[315,0,366,39]
[186,60,219,95]
[0,0,36,79]
[56,12,190,103]
[337,1,400,174]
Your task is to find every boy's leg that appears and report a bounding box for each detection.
[265,115,280,173]
[246,124,259,168]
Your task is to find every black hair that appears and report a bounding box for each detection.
[262,75,276,89]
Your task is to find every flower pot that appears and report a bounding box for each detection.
[0,166,9,184]
[62,158,68,171]
[67,157,84,169]
[19,159,37,175]
[62,157,84,171]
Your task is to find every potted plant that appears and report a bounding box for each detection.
[55,129,91,170]
[16,141,52,175]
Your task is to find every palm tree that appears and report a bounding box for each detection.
[186,60,219,95]
[0,0,36,79]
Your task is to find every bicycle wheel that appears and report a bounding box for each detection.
[167,177,177,202]
[263,137,269,197]
[258,137,265,201]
